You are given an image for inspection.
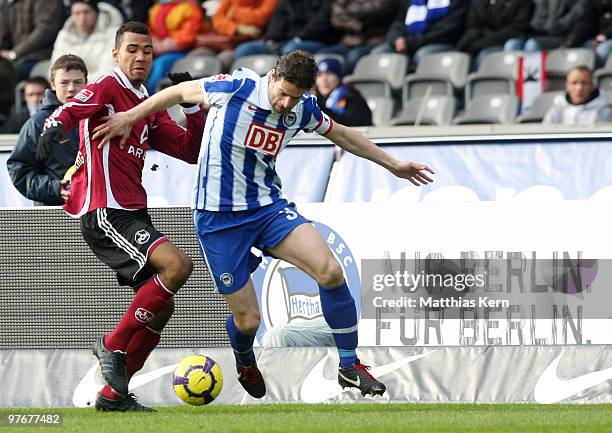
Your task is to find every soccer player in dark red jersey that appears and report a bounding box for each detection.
[39,21,206,412]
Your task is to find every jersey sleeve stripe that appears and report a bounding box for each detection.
[204,79,242,94]
[322,117,334,136]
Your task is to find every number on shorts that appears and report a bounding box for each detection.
[279,207,297,220]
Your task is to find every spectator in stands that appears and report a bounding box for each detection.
[0,0,65,81]
[314,57,372,126]
[372,0,470,66]
[96,0,154,23]
[543,65,612,124]
[0,77,51,134]
[0,58,17,129]
[22,77,50,115]
[197,0,277,71]
[504,0,592,52]
[233,0,333,59]
[576,0,612,66]
[145,0,203,92]
[121,0,154,23]
[6,55,87,206]
[316,0,399,74]
[52,0,123,81]
[456,0,533,67]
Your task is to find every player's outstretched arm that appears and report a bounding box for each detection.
[92,80,205,148]
[325,123,435,186]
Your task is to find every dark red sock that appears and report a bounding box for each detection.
[99,385,120,400]
[126,326,162,380]
[105,275,173,351]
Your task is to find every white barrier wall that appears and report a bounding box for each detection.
[252,201,612,347]
[3,126,612,207]
[3,345,612,407]
[2,128,612,406]
[328,141,612,202]
[1,201,612,406]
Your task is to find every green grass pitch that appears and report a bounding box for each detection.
[1,404,612,433]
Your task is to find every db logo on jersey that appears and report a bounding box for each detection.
[244,123,285,157]
[74,89,94,102]
[135,308,154,323]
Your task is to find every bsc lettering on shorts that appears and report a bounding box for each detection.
[244,123,285,157]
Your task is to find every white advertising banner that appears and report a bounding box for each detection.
[253,201,612,347]
[3,140,612,207]
[2,346,612,407]
[328,141,612,203]
[0,152,33,207]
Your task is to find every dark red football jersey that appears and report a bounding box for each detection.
[45,67,205,217]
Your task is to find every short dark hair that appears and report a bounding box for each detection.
[115,21,150,48]
[25,76,51,89]
[274,51,317,90]
[567,65,593,79]
[50,54,88,82]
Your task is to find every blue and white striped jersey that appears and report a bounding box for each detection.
[192,68,333,211]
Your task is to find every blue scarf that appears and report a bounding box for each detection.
[326,86,349,116]
[405,0,451,34]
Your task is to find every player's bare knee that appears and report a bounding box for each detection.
[175,252,193,280]
[316,259,344,288]
[233,310,261,334]
[159,252,193,290]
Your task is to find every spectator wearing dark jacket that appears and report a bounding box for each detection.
[316,0,399,73]
[456,0,533,66]
[234,0,333,59]
[0,0,65,80]
[6,55,87,206]
[120,0,154,23]
[372,0,470,65]
[576,0,612,66]
[0,57,17,126]
[98,0,154,23]
[504,0,591,52]
[0,76,50,134]
[315,57,372,126]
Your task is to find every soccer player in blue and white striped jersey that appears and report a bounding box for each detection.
[94,51,434,398]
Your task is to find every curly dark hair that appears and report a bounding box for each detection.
[274,50,317,90]
[115,21,150,48]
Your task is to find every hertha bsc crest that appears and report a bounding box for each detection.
[282,112,297,127]
[251,222,360,345]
